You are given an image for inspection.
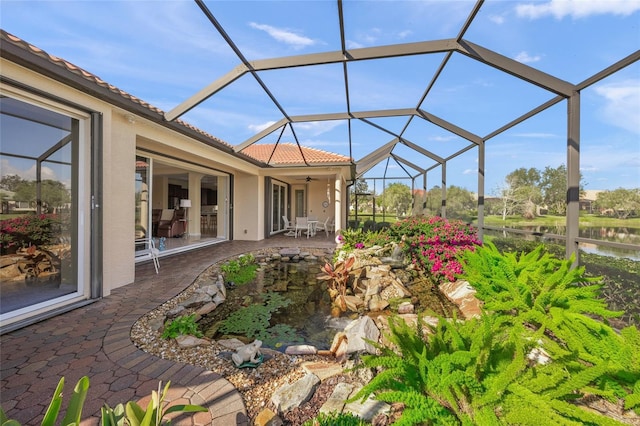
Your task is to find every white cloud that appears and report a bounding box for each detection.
[346,40,365,49]
[515,51,542,63]
[429,135,458,142]
[516,0,640,20]
[248,121,278,133]
[594,80,640,134]
[463,168,475,175]
[295,121,344,136]
[489,15,505,24]
[248,22,316,49]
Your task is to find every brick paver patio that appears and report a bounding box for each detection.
[1,235,336,425]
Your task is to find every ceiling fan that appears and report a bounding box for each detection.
[295,176,318,182]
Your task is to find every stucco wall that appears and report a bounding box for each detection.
[233,173,262,240]
[104,113,137,294]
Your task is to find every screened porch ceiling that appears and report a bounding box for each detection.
[3,0,638,188]
[156,0,640,184]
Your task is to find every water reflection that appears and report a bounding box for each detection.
[486,226,640,260]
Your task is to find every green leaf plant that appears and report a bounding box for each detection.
[349,242,640,425]
[161,314,203,340]
[101,380,207,426]
[1,377,206,426]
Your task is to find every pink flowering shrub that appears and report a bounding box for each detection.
[0,214,60,254]
[388,216,481,282]
[338,217,480,282]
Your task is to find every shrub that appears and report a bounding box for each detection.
[389,216,481,282]
[0,214,60,253]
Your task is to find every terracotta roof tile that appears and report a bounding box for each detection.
[241,143,351,165]
[1,30,233,149]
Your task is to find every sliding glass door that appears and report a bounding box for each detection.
[0,90,89,324]
[271,181,288,233]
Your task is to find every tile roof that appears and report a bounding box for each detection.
[1,30,353,168]
[241,143,352,165]
[1,30,233,149]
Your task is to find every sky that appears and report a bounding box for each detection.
[1,0,639,194]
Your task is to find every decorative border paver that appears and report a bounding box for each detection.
[1,236,336,425]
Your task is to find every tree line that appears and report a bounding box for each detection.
[0,174,71,213]
[351,164,639,220]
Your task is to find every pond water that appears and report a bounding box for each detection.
[486,226,640,260]
[198,252,459,350]
[199,258,346,350]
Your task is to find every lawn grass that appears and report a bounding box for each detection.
[481,214,640,228]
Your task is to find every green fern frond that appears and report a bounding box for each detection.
[375,390,456,425]
[547,361,609,399]
[548,398,626,426]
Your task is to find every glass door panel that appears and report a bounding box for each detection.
[0,95,81,316]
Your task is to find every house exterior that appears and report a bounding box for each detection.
[0,30,351,333]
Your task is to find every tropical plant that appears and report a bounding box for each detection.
[0,376,89,426]
[318,255,355,312]
[161,314,203,339]
[350,243,640,425]
[101,380,207,426]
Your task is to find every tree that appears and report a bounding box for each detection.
[539,164,584,216]
[12,179,70,213]
[352,179,373,213]
[379,182,412,217]
[445,185,476,219]
[595,188,640,219]
[0,174,26,192]
[496,168,542,220]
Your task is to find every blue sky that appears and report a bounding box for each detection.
[2,0,639,193]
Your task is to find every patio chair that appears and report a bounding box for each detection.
[282,216,296,236]
[315,216,334,237]
[135,237,160,273]
[294,217,308,238]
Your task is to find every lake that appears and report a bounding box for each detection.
[483,225,640,261]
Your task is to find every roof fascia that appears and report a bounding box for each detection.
[0,34,266,168]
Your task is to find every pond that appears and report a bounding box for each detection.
[199,254,342,350]
[487,225,640,260]
[197,248,459,350]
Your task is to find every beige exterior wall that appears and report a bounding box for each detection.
[234,173,262,240]
[1,56,351,329]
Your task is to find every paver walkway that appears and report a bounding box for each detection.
[1,235,336,425]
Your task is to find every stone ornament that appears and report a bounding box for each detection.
[232,339,263,368]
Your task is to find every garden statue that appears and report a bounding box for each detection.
[232,340,263,367]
